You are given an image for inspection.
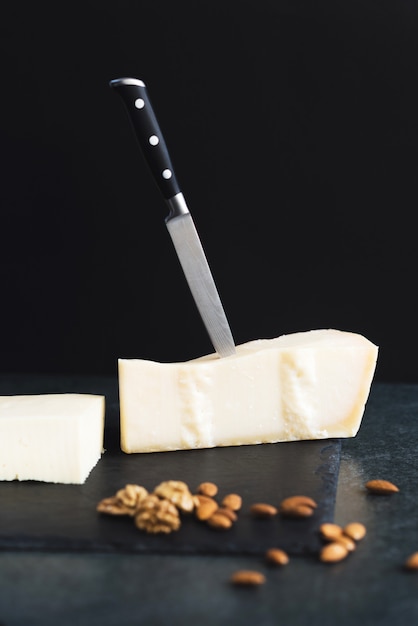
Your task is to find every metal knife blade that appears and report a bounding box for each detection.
[109,77,235,358]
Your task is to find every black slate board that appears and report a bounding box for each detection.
[0,375,341,555]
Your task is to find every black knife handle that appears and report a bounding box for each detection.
[110,78,181,200]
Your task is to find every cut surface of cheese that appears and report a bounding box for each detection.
[0,394,105,484]
[118,329,378,453]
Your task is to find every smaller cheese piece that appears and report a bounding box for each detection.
[0,394,105,484]
[118,329,378,453]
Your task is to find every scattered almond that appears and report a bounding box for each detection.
[279,495,317,518]
[343,522,366,542]
[197,482,218,497]
[222,493,242,511]
[282,504,314,517]
[336,534,356,552]
[230,570,266,586]
[319,542,349,563]
[365,479,399,495]
[265,548,289,566]
[216,507,238,522]
[250,503,278,518]
[404,552,418,571]
[319,523,344,541]
[194,494,214,507]
[195,497,218,521]
[207,512,233,530]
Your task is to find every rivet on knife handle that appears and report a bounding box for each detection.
[109,77,236,358]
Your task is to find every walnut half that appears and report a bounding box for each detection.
[153,480,195,513]
[135,494,181,534]
[96,496,132,516]
[116,484,149,511]
[97,484,149,517]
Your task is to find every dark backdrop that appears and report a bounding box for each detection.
[1,1,417,381]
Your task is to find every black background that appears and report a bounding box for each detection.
[1,0,417,381]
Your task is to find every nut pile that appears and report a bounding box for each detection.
[97,476,416,585]
[97,480,243,534]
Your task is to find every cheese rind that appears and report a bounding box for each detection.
[118,329,378,453]
[0,394,105,484]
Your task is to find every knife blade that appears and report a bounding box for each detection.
[109,77,235,358]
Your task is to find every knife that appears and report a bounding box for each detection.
[109,77,235,358]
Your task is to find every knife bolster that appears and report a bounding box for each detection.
[165,192,190,222]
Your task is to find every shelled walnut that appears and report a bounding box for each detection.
[97,484,149,516]
[134,494,181,534]
[116,484,149,510]
[153,480,195,513]
[96,496,133,516]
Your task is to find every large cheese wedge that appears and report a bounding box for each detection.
[0,394,105,484]
[118,329,378,453]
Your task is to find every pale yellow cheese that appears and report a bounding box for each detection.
[0,394,105,484]
[118,329,378,453]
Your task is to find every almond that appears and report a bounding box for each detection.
[279,495,317,517]
[280,495,318,509]
[207,512,233,530]
[320,542,349,563]
[365,479,399,494]
[216,507,238,522]
[230,570,266,586]
[197,482,218,497]
[343,522,367,541]
[319,523,344,541]
[194,494,214,507]
[222,493,242,511]
[336,535,356,552]
[265,548,289,566]
[250,503,278,518]
[404,552,418,571]
[195,498,218,521]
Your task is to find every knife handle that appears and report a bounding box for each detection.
[110,78,181,200]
